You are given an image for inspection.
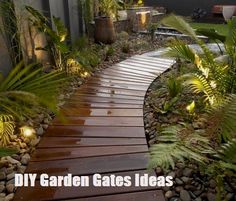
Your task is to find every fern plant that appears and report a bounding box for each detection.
[0,115,15,147]
[149,125,214,170]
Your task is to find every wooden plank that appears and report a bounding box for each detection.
[63,190,165,201]
[27,153,149,176]
[62,102,143,109]
[61,108,143,117]
[88,77,150,86]
[94,74,152,83]
[52,117,144,126]
[74,89,145,98]
[66,96,143,105]
[85,80,149,88]
[13,170,159,201]
[104,68,156,79]
[75,87,146,97]
[38,137,147,148]
[114,62,169,71]
[124,58,174,68]
[79,83,148,91]
[131,55,175,64]
[72,93,144,100]
[31,145,149,161]
[44,126,145,138]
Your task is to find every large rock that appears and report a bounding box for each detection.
[6,184,14,193]
[165,190,174,198]
[21,153,31,165]
[0,172,6,181]
[36,126,44,136]
[6,172,15,181]
[5,193,14,201]
[180,190,191,201]
[0,184,5,193]
[6,157,20,165]
[207,192,216,201]
[183,168,193,177]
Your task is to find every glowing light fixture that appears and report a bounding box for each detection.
[81,71,89,78]
[20,126,35,138]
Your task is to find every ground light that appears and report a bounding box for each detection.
[20,126,36,138]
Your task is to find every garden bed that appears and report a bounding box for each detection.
[143,62,236,201]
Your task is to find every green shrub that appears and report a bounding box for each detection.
[121,41,131,53]
[166,77,182,98]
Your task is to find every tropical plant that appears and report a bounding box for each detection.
[0,61,67,120]
[0,114,15,146]
[149,15,236,199]
[163,15,236,106]
[99,0,120,17]
[206,94,236,141]
[26,6,70,71]
[166,77,182,98]
[149,125,213,170]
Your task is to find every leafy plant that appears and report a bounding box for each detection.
[0,0,23,66]
[0,147,17,157]
[26,6,70,71]
[99,0,120,17]
[150,15,236,198]
[149,125,213,170]
[80,0,94,33]
[166,77,182,98]
[163,15,236,106]
[105,45,115,60]
[206,94,236,141]
[148,23,159,41]
[0,61,67,120]
[121,41,131,53]
[0,114,15,147]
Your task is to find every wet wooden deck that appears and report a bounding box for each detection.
[14,55,174,201]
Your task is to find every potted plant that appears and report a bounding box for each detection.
[94,0,120,44]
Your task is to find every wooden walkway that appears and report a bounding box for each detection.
[14,55,175,201]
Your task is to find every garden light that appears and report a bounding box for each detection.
[20,126,35,138]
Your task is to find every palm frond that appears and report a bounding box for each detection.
[161,15,197,40]
[181,73,219,105]
[0,62,68,120]
[0,114,15,147]
[165,40,196,62]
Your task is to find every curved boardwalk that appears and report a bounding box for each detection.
[14,55,174,201]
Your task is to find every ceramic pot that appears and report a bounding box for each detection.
[94,17,116,44]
